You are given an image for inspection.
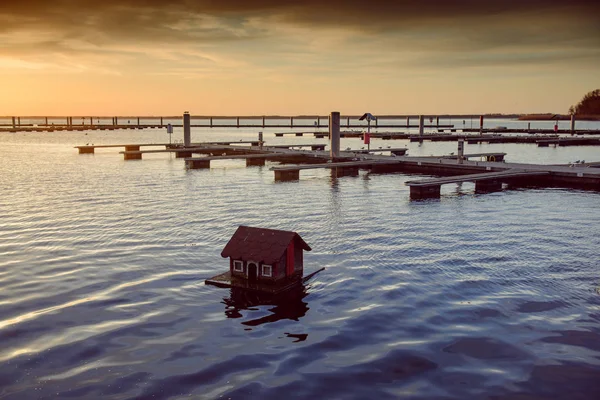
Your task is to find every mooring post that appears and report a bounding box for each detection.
[406,116,409,128]
[17,117,21,126]
[570,114,576,136]
[418,115,424,136]
[436,116,439,127]
[45,117,48,126]
[479,115,484,136]
[291,117,294,128]
[11,117,15,128]
[160,117,163,126]
[258,132,263,149]
[330,111,340,159]
[183,111,191,147]
[262,116,265,128]
[527,122,531,133]
[458,139,464,164]
[137,117,140,127]
[237,117,240,128]
[347,116,350,128]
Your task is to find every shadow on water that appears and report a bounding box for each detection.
[221,285,309,327]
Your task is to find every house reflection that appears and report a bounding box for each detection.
[222,284,310,327]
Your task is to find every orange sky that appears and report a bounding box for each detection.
[1,1,599,116]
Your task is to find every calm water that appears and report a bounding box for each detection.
[1,124,600,399]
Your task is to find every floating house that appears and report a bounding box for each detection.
[206,226,314,294]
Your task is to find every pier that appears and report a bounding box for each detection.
[70,111,600,200]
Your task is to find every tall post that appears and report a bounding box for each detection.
[11,117,15,128]
[291,117,293,128]
[137,117,140,127]
[258,132,263,149]
[406,116,409,128]
[527,122,531,133]
[329,111,340,159]
[18,117,21,126]
[479,115,484,136]
[457,139,464,164]
[570,114,576,136]
[418,115,424,136]
[160,117,163,126]
[90,117,93,126]
[45,117,48,126]
[436,116,439,127]
[262,116,265,128]
[347,116,350,128]
[183,111,191,147]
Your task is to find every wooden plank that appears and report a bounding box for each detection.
[184,153,301,161]
[271,160,400,171]
[352,148,408,154]
[405,170,549,187]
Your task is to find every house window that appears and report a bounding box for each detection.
[233,260,243,272]
[262,264,272,277]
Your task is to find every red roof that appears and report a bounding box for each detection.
[221,226,311,264]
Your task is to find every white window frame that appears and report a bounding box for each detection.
[262,264,272,277]
[233,260,244,272]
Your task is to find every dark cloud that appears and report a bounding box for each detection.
[0,1,598,67]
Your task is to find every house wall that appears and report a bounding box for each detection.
[276,254,287,279]
[294,243,304,274]
[230,258,282,283]
[230,258,246,279]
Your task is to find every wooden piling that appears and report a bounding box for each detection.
[419,115,424,136]
[187,159,210,169]
[458,139,464,164]
[410,185,441,200]
[274,169,300,181]
[475,179,502,193]
[479,115,484,136]
[246,157,266,166]
[570,114,576,136]
[183,112,191,147]
[330,111,340,159]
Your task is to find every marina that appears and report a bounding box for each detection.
[71,112,600,200]
[3,111,600,400]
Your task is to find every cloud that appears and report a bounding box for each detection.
[0,0,598,74]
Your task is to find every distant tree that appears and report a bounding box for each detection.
[569,89,600,115]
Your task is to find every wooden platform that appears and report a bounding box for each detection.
[75,141,259,154]
[405,170,549,199]
[438,152,506,161]
[205,267,325,294]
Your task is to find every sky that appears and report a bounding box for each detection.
[0,0,599,116]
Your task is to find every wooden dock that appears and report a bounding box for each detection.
[74,137,600,199]
[405,170,549,199]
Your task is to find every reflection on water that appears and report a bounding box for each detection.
[1,128,600,399]
[222,285,309,327]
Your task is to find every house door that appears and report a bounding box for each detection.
[247,262,258,282]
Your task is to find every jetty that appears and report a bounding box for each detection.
[71,111,600,200]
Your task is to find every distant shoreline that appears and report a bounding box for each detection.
[518,114,600,121]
